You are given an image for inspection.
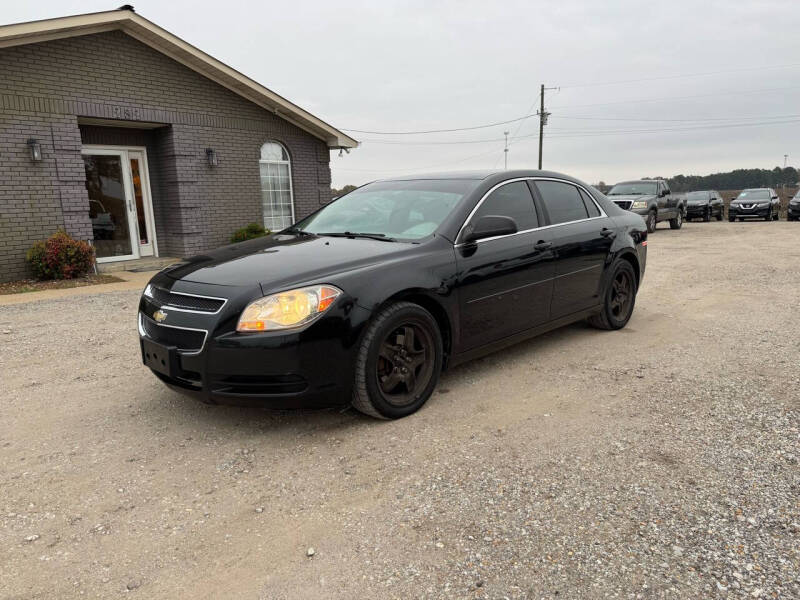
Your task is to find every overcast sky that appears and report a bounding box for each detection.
[5,1,800,187]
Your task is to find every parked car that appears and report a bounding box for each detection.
[607,179,683,233]
[685,190,724,221]
[138,170,648,419]
[788,190,800,221]
[729,188,780,221]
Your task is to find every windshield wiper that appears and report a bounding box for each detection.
[317,231,397,242]
[283,226,313,236]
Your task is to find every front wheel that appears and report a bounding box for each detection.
[703,207,711,222]
[352,301,443,419]
[645,210,657,233]
[669,210,683,230]
[716,207,724,221]
[588,259,638,330]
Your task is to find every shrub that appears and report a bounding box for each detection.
[26,230,95,280]
[230,222,270,243]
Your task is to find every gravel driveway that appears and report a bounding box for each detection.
[1,221,798,599]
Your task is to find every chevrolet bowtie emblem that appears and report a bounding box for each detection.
[153,309,168,323]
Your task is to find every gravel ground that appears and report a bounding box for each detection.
[1,221,798,599]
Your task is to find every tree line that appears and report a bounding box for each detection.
[641,167,798,192]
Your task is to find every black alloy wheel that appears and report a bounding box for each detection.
[376,322,435,407]
[588,259,638,330]
[352,302,443,419]
[645,210,657,233]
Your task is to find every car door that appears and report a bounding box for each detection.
[455,180,556,351]
[532,180,614,319]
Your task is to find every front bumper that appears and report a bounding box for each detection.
[138,275,371,408]
[788,204,800,218]
[729,206,770,219]
[686,204,710,217]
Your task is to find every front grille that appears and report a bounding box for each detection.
[614,200,633,210]
[148,286,225,313]
[740,203,754,209]
[140,313,206,352]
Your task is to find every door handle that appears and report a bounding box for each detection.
[534,241,553,251]
[600,228,616,239]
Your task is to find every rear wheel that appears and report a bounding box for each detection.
[773,211,780,221]
[669,210,683,230]
[588,259,638,330]
[716,206,724,221]
[645,210,657,233]
[352,302,443,419]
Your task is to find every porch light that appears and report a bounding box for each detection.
[27,138,42,162]
[205,148,218,167]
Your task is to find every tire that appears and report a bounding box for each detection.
[729,215,735,222]
[351,301,443,419]
[588,259,638,330]
[716,207,723,221]
[645,210,657,233]
[669,210,683,230]
[773,211,780,221]
[703,207,711,222]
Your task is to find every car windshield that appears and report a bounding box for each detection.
[687,191,710,200]
[292,179,477,240]
[737,190,770,200]
[608,182,658,196]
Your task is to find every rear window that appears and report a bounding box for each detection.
[535,181,589,224]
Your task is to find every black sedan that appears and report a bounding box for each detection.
[789,190,800,221]
[685,190,724,221]
[729,188,780,221]
[138,170,647,419]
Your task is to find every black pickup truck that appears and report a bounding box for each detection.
[607,179,685,233]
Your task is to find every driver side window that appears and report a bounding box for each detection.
[471,182,538,231]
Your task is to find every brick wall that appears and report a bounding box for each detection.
[0,30,332,281]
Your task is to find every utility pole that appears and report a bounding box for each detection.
[504,131,509,169]
[785,154,789,168]
[538,84,557,169]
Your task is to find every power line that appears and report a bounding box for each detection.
[557,62,800,89]
[341,113,539,135]
[356,114,800,145]
[543,117,800,139]
[340,84,800,136]
[551,113,800,123]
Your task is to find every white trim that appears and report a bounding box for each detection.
[455,177,608,246]
[259,141,295,230]
[0,9,358,149]
[81,144,158,261]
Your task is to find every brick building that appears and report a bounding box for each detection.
[0,7,357,281]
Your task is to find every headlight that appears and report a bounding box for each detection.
[632,200,648,209]
[236,285,341,332]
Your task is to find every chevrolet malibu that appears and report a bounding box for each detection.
[138,170,647,419]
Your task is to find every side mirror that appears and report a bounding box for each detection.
[463,215,518,243]
[772,195,779,200]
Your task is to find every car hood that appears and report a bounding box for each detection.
[687,199,709,205]
[608,194,655,202]
[164,233,419,291]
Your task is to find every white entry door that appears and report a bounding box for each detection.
[82,146,157,262]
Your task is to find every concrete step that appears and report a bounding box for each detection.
[97,256,179,273]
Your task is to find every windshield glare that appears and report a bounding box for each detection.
[294,179,477,240]
[737,190,770,200]
[608,182,658,196]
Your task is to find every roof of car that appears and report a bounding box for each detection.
[379,169,587,182]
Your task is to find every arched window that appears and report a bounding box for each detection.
[259,141,294,231]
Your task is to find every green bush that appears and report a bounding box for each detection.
[26,230,95,280]
[231,222,270,243]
